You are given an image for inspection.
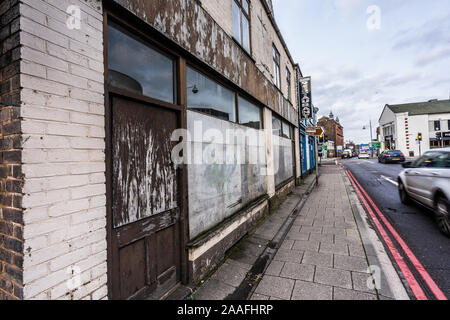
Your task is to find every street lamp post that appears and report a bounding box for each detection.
[313,106,319,186]
[363,119,374,158]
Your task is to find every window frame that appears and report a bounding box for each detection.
[232,0,251,54]
[106,18,178,106]
[186,63,237,124]
[238,94,263,130]
[286,67,291,102]
[273,45,281,89]
[434,120,441,131]
[282,120,292,139]
[272,115,282,137]
[186,62,265,130]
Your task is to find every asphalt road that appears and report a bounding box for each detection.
[342,157,450,300]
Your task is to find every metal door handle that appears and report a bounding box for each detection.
[431,172,439,176]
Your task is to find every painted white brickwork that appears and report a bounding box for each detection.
[19,0,107,300]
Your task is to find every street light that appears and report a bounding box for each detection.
[313,106,319,186]
[362,119,374,158]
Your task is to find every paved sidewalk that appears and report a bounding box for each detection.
[191,174,317,300]
[250,165,397,300]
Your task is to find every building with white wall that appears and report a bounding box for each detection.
[379,100,450,157]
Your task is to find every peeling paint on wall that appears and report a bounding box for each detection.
[112,98,177,228]
[112,0,298,126]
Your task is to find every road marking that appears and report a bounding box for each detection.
[381,175,398,186]
[345,170,427,300]
[346,170,448,300]
[360,160,375,164]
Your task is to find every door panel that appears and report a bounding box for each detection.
[110,96,181,300]
[119,239,146,299]
[112,97,177,227]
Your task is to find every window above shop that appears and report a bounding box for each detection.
[286,67,291,102]
[232,0,251,53]
[186,66,236,122]
[434,120,441,131]
[272,46,280,89]
[107,21,176,104]
[238,96,262,130]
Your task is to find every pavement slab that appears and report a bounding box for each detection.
[334,254,370,273]
[291,280,333,300]
[314,266,353,289]
[265,260,285,276]
[254,275,295,300]
[273,249,304,263]
[192,164,409,301]
[292,240,320,252]
[301,251,333,268]
[280,262,315,281]
[319,242,349,256]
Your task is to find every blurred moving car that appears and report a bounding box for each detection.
[378,150,405,164]
[342,149,352,159]
[358,151,370,159]
[398,148,450,236]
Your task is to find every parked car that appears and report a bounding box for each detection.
[378,150,406,164]
[358,151,370,159]
[398,148,450,236]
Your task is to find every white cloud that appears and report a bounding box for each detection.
[333,0,365,19]
[273,1,450,144]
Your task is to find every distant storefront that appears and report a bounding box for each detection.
[379,100,450,157]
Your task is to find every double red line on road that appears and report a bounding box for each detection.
[344,168,447,300]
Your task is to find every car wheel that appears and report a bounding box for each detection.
[435,196,450,237]
[398,181,411,205]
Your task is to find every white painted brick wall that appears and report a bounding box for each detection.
[20,0,107,300]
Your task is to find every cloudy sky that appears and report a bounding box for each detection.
[273,0,450,144]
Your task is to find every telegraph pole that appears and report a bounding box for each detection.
[369,119,374,158]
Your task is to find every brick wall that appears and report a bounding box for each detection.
[19,0,107,300]
[0,0,23,300]
[318,117,344,155]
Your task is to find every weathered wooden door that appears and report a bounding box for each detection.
[110,96,181,300]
